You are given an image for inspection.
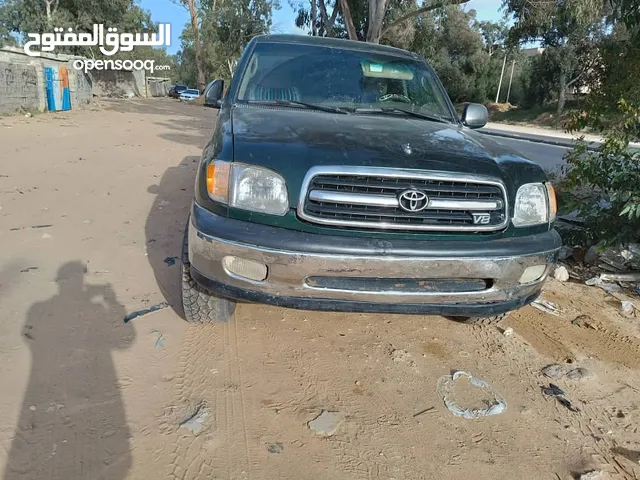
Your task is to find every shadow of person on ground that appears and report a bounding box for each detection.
[4,261,136,480]
[145,156,201,318]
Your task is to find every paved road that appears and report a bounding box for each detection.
[488,135,570,174]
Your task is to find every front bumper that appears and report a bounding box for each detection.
[188,202,562,316]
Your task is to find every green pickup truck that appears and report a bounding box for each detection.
[181,34,561,325]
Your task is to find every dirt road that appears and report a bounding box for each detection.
[0,99,639,480]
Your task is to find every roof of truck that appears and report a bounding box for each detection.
[252,34,421,61]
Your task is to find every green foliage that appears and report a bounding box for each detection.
[410,7,506,104]
[503,0,608,113]
[564,99,640,244]
[559,1,640,245]
[174,0,275,88]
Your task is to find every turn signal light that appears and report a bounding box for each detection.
[206,161,231,203]
[546,183,557,222]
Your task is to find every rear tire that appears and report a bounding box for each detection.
[181,220,236,323]
[460,313,509,326]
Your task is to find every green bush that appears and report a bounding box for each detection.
[564,99,640,244]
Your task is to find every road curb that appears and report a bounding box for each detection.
[481,128,640,152]
[479,129,596,150]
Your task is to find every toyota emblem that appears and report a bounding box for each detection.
[398,189,428,212]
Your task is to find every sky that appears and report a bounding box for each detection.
[139,0,508,55]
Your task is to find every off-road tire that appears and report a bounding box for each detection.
[181,221,236,323]
[460,313,509,326]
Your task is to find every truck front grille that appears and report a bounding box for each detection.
[297,167,509,232]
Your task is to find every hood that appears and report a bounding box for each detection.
[230,106,546,203]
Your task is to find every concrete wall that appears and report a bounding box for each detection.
[0,47,93,114]
[91,69,147,98]
[147,77,171,97]
[0,61,39,113]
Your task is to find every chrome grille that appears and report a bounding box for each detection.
[297,167,509,232]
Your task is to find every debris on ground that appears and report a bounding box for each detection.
[389,348,418,370]
[436,371,507,419]
[611,446,640,465]
[164,256,177,266]
[578,470,604,480]
[584,246,598,264]
[585,276,621,294]
[566,367,590,380]
[557,246,573,261]
[620,301,636,316]
[572,314,598,330]
[20,267,38,273]
[412,406,436,417]
[502,327,514,336]
[123,301,169,323]
[541,364,566,379]
[531,298,562,316]
[600,272,640,282]
[150,330,165,349]
[541,364,589,381]
[308,410,345,437]
[541,383,579,412]
[553,265,570,282]
[267,442,284,453]
[22,325,34,340]
[179,404,210,435]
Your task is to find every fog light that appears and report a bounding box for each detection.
[519,265,547,284]
[222,256,268,282]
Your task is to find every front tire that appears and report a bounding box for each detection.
[181,221,236,323]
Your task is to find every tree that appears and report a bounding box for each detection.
[503,0,608,114]
[410,6,502,103]
[171,0,205,91]
[293,0,472,43]
[561,0,640,245]
[477,19,508,57]
[174,0,275,87]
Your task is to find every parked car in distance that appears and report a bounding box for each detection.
[168,84,188,98]
[179,89,201,101]
[183,34,561,326]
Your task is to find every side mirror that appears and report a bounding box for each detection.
[461,103,488,129]
[204,79,224,108]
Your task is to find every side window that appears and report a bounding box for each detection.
[237,54,260,99]
[407,72,448,115]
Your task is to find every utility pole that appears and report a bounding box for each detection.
[495,54,507,103]
[506,59,516,104]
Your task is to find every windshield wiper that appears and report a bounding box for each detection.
[243,99,350,115]
[354,107,451,124]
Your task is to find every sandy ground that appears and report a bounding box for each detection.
[0,98,639,480]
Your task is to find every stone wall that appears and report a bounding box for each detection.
[91,69,147,98]
[0,47,92,115]
[147,77,171,97]
[0,61,39,113]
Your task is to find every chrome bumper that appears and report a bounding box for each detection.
[188,221,556,306]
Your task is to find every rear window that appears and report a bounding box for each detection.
[184,89,199,95]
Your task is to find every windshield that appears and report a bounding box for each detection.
[235,42,455,121]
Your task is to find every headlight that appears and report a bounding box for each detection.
[513,182,555,227]
[206,161,289,216]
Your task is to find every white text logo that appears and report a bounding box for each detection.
[24,23,171,57]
